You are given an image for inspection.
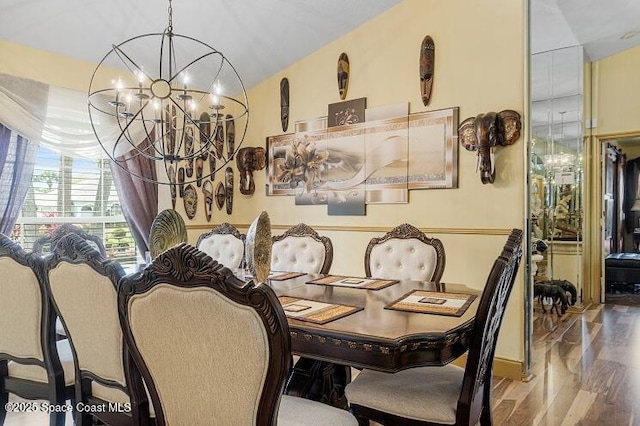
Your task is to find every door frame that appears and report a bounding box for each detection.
[591,131,640,303]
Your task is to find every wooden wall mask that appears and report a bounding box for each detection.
[337,53,350,100]
[459,109,521,184]
[280,78,289,132]
[419,35,435,106]
[236,147,266,195]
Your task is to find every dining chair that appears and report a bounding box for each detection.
[118,243,358,426]
[43,233,153,426]
[271,223,333,274]
[0,234,75,426]
[345,229,523,426]
[364,223,445,282]
[32,223,107,257]
[196,222,245,269]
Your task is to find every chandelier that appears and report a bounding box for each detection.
[88,0,249,185]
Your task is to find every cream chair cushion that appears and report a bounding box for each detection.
[48,262,126,386]
[0,258,43,361]
[8,339,76,386]
[197,234,244,269]
[369,238,438,281]
[278,395,358,426]
[126,284,270,426]
[345,365,464,424]
[271,236,326,274]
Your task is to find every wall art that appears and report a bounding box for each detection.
[459,109,521,184]
[419,35,435,106]
[337,52,350,100]
[266,106,459,212]
[280,77,289,132]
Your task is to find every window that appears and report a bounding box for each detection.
[14,145,138,270]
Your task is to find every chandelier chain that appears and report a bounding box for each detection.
[167,0,173,32]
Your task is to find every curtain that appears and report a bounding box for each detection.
[110,136,158,258]
[0,123,38,235]
[0,73,144,160]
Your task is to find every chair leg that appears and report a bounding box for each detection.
[355,415,369,426]
[0,390,7,425]
[480,397,493,426]
[49,409,67,426]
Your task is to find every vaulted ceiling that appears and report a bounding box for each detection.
[0,0,403,90]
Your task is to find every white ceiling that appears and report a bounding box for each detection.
[0,0,403,90]
[2,0,639,88]
[531,0,640,60]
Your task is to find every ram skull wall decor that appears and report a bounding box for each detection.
[459,109,521,184]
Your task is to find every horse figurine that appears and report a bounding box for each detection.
[534,282,568,317]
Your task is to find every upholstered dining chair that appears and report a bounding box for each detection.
[345,229,523,426]
[118,243,357,426]
[271,223,333,274]
[43,233,153,426]
[364,223,445,282]
[0,234,75,426]
[196,222,245,269]
[32,223,107,257]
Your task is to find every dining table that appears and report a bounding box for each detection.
[263,272,481,409]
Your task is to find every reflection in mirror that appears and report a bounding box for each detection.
[530,45,585,310]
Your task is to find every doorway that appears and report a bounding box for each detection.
[600,136,640,306]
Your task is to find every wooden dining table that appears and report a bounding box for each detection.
[265,273,481,408]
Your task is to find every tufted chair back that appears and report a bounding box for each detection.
[271,223,333,275]
[196,223,245,269]
[365,223,445,282]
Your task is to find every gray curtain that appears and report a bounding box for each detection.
[110,137,158,258]
[0,123,38,235]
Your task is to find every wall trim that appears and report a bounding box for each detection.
[452,353,525,381]
[187,223,513,236]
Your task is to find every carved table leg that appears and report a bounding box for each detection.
[284,357,351,410]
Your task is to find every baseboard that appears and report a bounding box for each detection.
[451,354,525,381]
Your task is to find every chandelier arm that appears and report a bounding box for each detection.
[165,51,224,87]
[111,43,151,82]
[113,100,165,161]
[167,96,190,160]
[135,108,165,159]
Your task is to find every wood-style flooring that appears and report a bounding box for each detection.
[492,303,640,425]
[4,303,640,425]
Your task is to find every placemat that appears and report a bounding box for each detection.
[269,271,306,281]
[385,290,477,317]
[278,296,363,324]
[306,275,398,290]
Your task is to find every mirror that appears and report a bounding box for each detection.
[530,46,586,308]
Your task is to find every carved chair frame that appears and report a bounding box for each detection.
[272,223,334,275]
[43,233,151,426]
[117,243,291,426]
[364,223,446,282]
[33,223,107,257]
[351,229,523,426]
[0,234,74,426]
[196,222,245,247]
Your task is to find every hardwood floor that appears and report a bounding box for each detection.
[4,303,640,425]
[493,303,640,425]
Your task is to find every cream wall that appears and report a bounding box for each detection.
[593,44,640,136]
[1,0,528,371]
[179,0,528,366]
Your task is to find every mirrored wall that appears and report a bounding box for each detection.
[530,46,585,307]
